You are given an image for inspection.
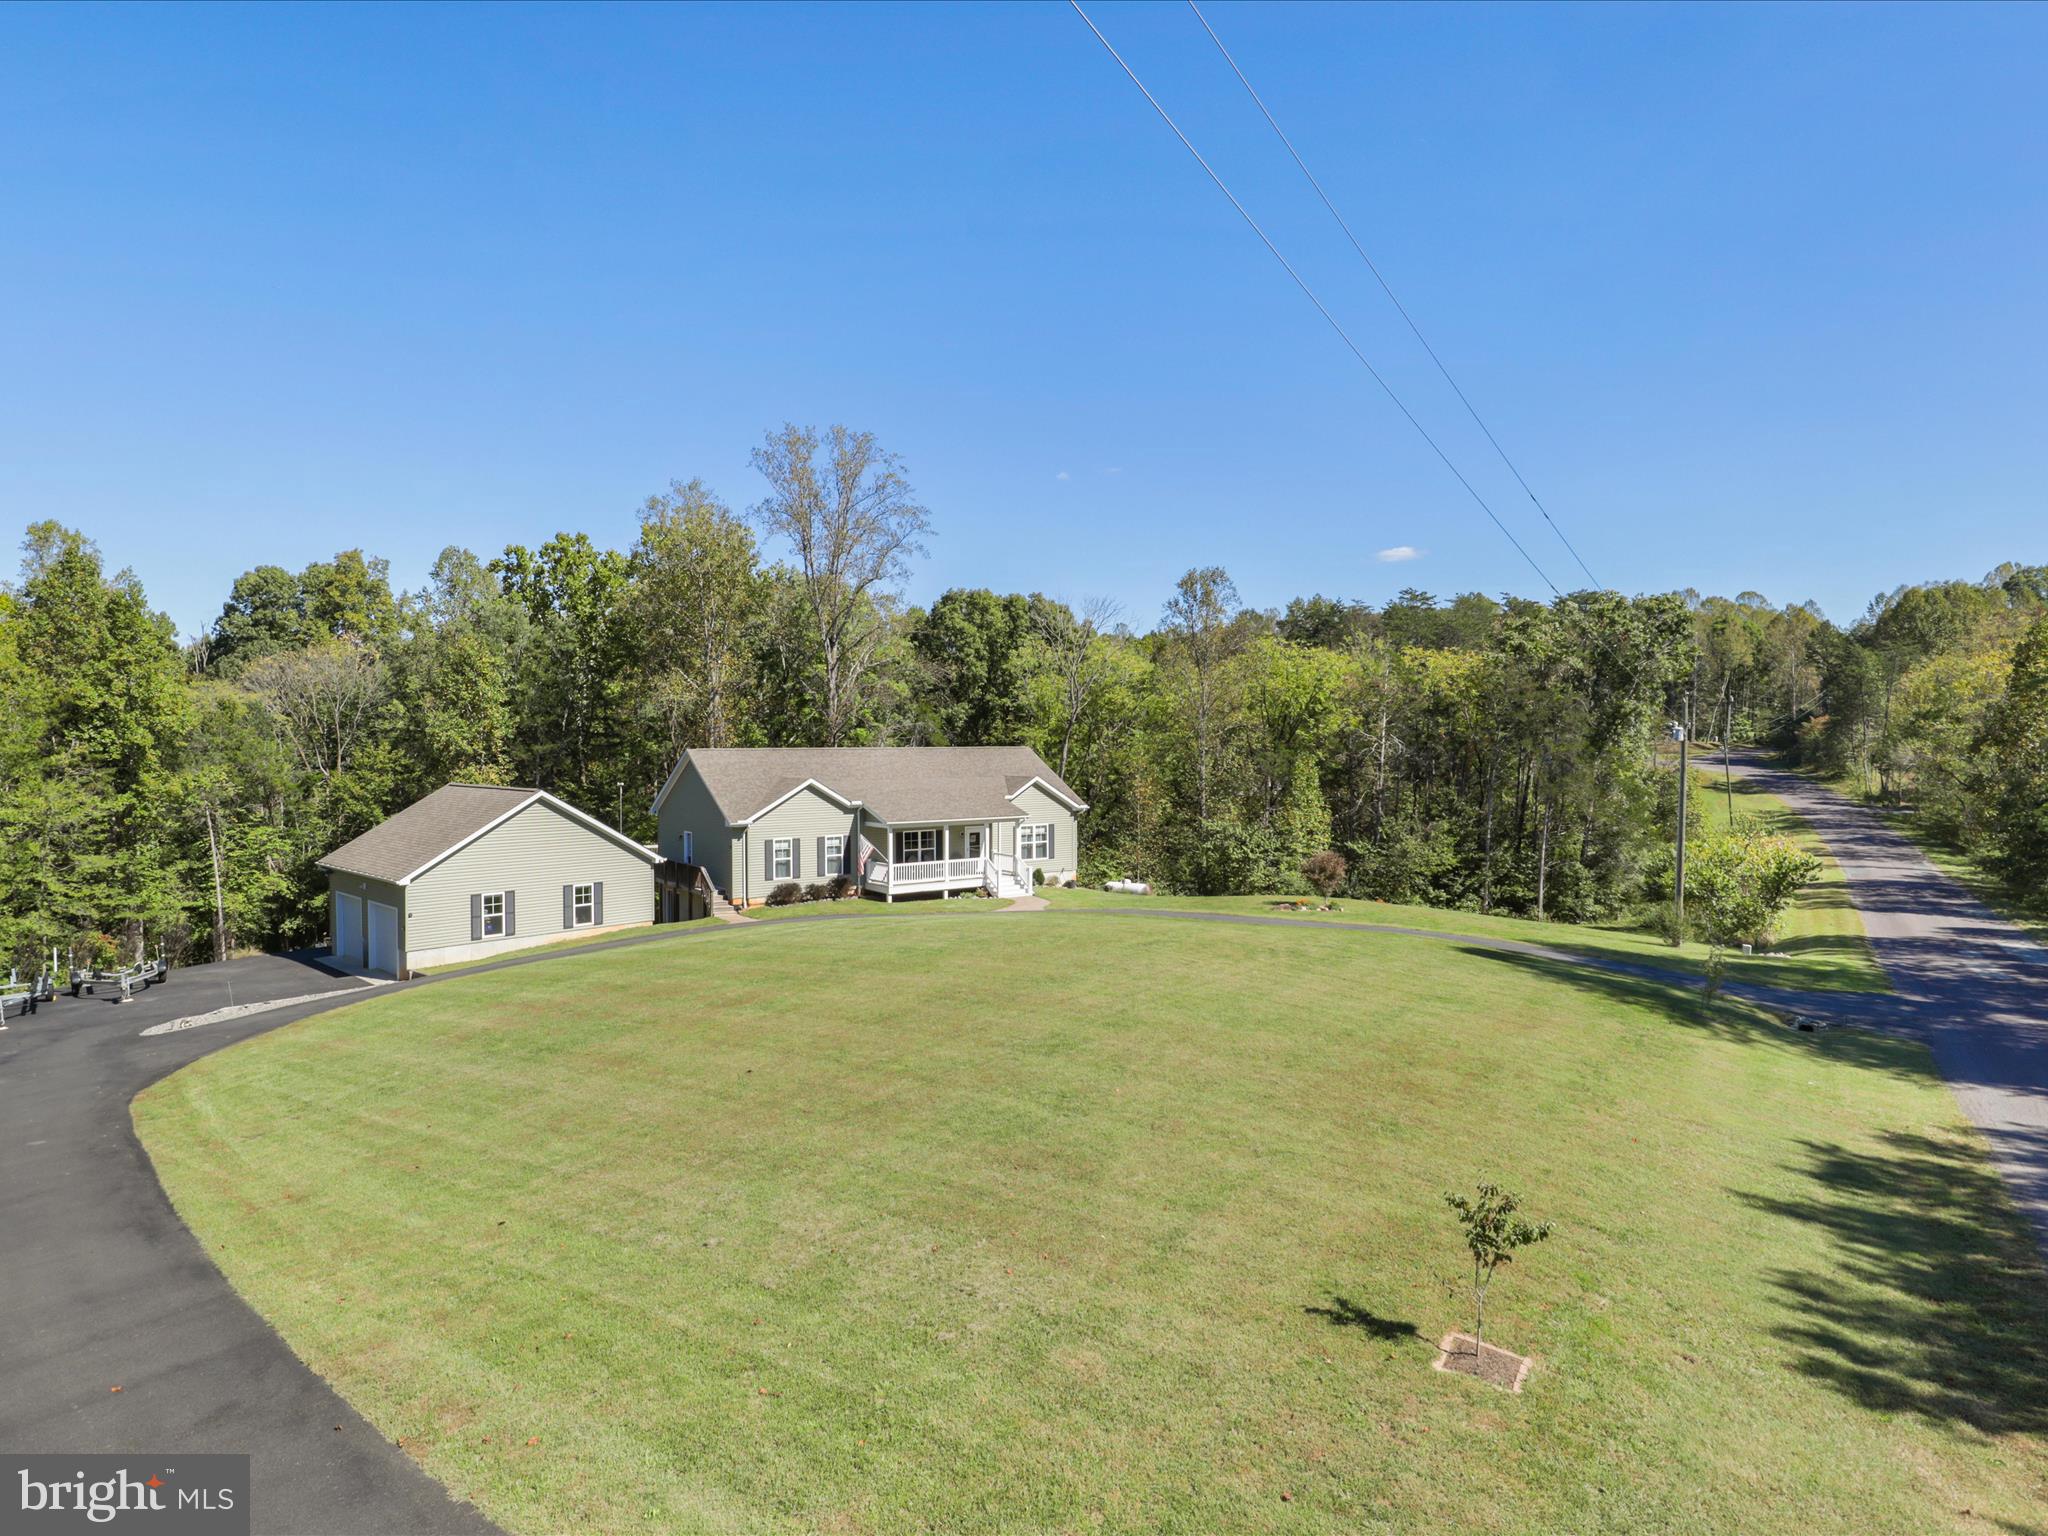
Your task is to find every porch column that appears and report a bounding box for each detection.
[942,825,950,896]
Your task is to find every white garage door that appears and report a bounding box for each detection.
[367,900,400,978]
[334,892,364,967]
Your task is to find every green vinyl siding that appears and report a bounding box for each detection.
[656,760,732,894]
[409,800,654,953]
[735,786,859,903]
[1008,784,1079,873]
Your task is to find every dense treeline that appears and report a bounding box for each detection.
[2,424,2040,967]
[1790,565,2048,908]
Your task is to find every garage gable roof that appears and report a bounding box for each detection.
[318,784,657,886]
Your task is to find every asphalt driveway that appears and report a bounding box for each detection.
[0,953,501,1535]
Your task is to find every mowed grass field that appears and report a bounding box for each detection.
[134,918,2045,1535]
[744,892,1012,921]
[1043,775,1888,999]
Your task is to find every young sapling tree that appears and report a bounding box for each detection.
[1444,1182,1553,1349]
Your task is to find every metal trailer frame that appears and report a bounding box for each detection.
[67,953,170,1003]
[1,968,57,1021]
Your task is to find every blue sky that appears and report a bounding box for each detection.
[2,1,2043,638]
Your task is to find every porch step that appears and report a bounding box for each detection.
[709,889,751,924]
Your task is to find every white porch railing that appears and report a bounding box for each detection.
[862,854,1034,894]
[857,827,1031,897]
[872,857,986,886]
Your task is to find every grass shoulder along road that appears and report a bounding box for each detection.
[1689,767,1886,988]
[136,916,2043,1535]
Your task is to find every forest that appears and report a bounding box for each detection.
[2,422,2043,968]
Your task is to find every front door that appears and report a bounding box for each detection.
[966,830,982,859]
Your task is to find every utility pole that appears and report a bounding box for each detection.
[204,801,229,964]
[1671,706,1690,945]
[1722,684,1736,822]
[616,782,625,831]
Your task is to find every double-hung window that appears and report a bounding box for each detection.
[572,882,595,927]
[770,839,794,880]
[481,891,506,937]
[823,835,845,876]
[1019,823,1051,861]
[899,829,937,864]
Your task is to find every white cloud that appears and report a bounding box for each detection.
[1104,466,1123,475]
[1376,545,1424,563]
[1055,470,1070,481]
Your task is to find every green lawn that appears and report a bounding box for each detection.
[1042,793,1887,999]
[416,894,1014,970]
[136,919,2043,1534]
[416,924,680,974]
[745,892,1013,921]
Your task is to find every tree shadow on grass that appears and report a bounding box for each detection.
[1737,1128,2048,1436]
[1450,946,1930,1087]
[1455,945,2048,1434]
[1304,1295,1421,1340]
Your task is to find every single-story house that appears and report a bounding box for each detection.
[318,783,659,976]
[650,746,1086,906]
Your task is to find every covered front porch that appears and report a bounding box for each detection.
[861,819,1028,900]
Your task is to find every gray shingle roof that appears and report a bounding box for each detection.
[317,784,538,883]
[672,747,1085,826]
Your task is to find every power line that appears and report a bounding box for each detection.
[1185,0,1602,591]
[1067,0,1563,600]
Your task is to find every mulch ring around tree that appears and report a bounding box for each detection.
[1433,1332,1532,1392]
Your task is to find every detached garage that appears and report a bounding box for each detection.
[318,783,660,977]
